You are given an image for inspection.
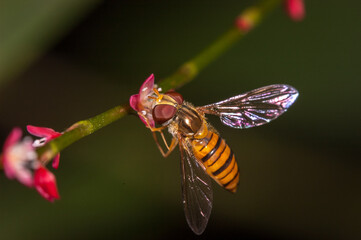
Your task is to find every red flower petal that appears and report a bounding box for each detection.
[27,125,61,140]
[139,115,155,128]
[16,171,34,187]
[285,0,305,21]
[52,153,60,169]
[129,94,140,112]
[139,74,155,97]
[130,74,156,128]
[34,166,60,202]
[2,128,23,180]
[130,74,155,112]
[3,128,22,152]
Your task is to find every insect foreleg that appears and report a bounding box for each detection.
[159,130,170,150]
[137,112,167,132]
[152,131,178,158]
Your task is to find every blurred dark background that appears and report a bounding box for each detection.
[0,0,360,239]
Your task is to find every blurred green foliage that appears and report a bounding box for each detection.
[0,0,360,239]
[0,0,101,86]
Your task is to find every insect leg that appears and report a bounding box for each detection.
[137,112,167,132]
[152,131,178,158]
[163,137,178,158]
[159,130,170,150]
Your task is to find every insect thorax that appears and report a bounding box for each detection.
[171,102,205,138]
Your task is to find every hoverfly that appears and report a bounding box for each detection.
[131,79,298,235]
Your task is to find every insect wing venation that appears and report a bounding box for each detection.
[197,84,299,129]
[179,137,213,235]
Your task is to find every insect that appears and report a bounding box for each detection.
[133,82,299,235]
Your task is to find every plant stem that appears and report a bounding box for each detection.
[1,0,282,167]
[159,0,281,91]
[37,105,131,164]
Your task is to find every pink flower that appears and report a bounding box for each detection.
[27,125,62,169]
[2,128,38,187]
[129,74,156,128]
[285,0,305,21]
[2,128,61,202]
[34,165,60,202]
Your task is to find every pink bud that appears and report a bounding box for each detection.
[235,18,252,32]
[285,0,305,21]
[234,8,260,33]
[34,166,60,202]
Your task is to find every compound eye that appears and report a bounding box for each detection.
[152,105,177,125]
[166,91,184,105]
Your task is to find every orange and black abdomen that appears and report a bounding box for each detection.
[192,131,239,193]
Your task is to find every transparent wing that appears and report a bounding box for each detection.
[197,84,299,129]
[179,137,213,235]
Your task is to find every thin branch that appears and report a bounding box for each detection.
[158,0,281,90]
[1,0,282,167]
[37,105,131,164]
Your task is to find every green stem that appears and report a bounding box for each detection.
[37,104,131,163]
[158,28,243,91]
[1,0,282,167]
[159,0,281,91]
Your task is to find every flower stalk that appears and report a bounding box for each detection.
[1,0,283,169]
[160,0,282,91]
[37,104,131,165]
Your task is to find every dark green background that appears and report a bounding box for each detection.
[0,0,360,239]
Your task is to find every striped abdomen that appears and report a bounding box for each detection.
[191,131,239,192]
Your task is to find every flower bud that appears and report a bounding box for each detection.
[34,166,60,202]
